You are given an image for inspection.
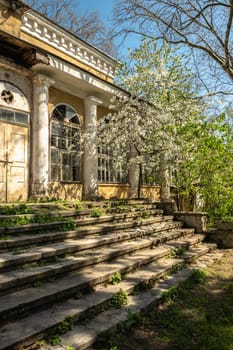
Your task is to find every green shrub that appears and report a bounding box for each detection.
[90,208,103,218]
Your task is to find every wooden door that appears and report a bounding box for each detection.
[0,122,28,202]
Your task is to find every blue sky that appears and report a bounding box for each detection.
[77,0,139,59]
[78,0,115,24]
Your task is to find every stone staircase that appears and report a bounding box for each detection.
[0,200,218,350]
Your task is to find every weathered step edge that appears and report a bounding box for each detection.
[0,244,217,350]
[0,216,174,250]
[0,234,205,324]
[0,223,190,271]
[0,226,193,294]
[39,247,220,350]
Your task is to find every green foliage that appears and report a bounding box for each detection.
[35,339,46,348]
[0,203,32,215]
[12,248,28,255]
[60,219,76,231]
[162,269,207,303]
[168,247,185,258]
[189,269,207,284]
[109,289,129,308]
[0,214,76,229]
[173,112,233,223]
[90,208,103,218]
[75,199,82,210]
[120,310,142,333]
[109,272,122,285]
[49,335,61,346]
[66,345,75,350]
[57,316,74,335]
[33,280,42,288]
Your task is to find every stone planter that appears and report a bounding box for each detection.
[206,222,233,248]
[174,211,208,233]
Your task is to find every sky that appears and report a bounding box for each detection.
[77,0,139,59]
[78,0,115,25]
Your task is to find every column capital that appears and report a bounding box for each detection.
[33,74,55,87]
[84,96,103,106]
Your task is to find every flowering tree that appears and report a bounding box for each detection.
[98,39,203,198]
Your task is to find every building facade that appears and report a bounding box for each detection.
[0,0,160,202]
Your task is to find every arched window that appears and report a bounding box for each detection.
[50,104,81,182]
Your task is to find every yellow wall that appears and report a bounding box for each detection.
[99,184,161,201]
[141,186,161,200]
[98,184,130,199]
[48,182,82,200]
[97,106,111,121]
[0,4,22,37]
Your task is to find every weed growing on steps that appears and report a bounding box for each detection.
[109,271,122,285]
[57,316,74,335]
[33,280,42,288]
[0,234,9,240]
[48,334,62,346]
[12,248,28,255]
[167,247,185,259]
[109,289,129,309]
[0,215,76,230]
[0,203,32,215]
[119,310,143,333]
[161,269,207,303]
[66,345,75,350]
[90,208,103,218]
[34,339,46,348]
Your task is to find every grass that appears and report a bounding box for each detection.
[91,250,233,350]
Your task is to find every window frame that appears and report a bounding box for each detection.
[50,104,81,183]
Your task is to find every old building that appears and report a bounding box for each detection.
[0,0,160,202]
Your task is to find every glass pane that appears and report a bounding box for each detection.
[62,152,70,166]
[58,138,67,149]
[52,105,65,121]
[51,122,61,136]
[62,166,71,181]
[51,149,59,163]
[0,109,14,122]
[51,165,59,181]
[15,112,28,124]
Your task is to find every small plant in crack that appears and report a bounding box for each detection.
[57,315,74,335]
[109,289,129,309]
[48,334,62,346]
[33,280,42,288]
[119,310,143,333]
[90,208,103,218]
[109,271,122,285]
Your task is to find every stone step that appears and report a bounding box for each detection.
[0,222,192,271]
[39,246,218,350]
[0,245,173,322]
[0,227,194,295]
[0,244,218,350]
[0,206,161,227]
[0,216,176,251]
[0,207,162,236]
[0,233,203,323]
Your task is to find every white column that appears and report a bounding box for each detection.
[83,96,102,199]
[31,74,54,197]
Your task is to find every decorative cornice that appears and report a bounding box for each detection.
[21,11,116,79]
[47,54,119,97]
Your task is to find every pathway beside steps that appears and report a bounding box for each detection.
[0,200,220,350]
